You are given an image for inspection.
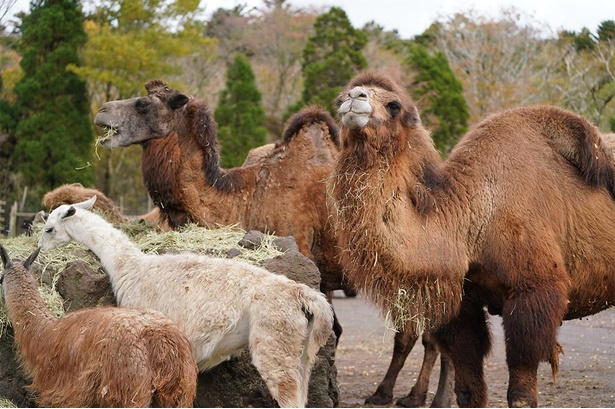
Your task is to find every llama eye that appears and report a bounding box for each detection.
[386,101,401,117]
[45,227,53,233]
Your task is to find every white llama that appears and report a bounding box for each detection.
[37,196,334,408]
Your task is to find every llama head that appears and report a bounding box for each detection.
[0,244,40,286]
[94,80,191,148]
[38,196,97,249]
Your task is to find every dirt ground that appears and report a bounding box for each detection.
[332,291,615,408]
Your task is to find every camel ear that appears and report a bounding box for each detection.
[23,247,41,270]
[169,94,189,110]
[404,106,421,127]
[62,206,77,219]
[74,195,96,210]
[0,244,9,269]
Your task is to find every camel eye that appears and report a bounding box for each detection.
[45,226,53,233]
[386,101,401,117]
[135,98,149,114]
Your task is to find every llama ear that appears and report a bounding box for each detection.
[62,206,77,219]
[169,94,189,110]
[23,247,41,270]
[74,195,97,210]
[0,244,9,269]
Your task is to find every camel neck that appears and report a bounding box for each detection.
[3,268,55,335]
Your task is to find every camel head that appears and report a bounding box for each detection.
[336,71,422,151]
[94,80,192,148]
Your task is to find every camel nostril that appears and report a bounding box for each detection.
[349,86,369,100]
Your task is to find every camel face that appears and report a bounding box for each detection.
[94,83,190,148]
[338,86,372,130]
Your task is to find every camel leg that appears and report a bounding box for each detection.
[502,287,567,408]
[429,351,455,408]
[396,332,438,407]
[436,299,491,408]
[365,326,419,405]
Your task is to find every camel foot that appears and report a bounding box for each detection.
[365,393,394,405]
[510,398,534,408]
[396,393,426,408]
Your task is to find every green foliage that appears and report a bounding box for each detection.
[406,43,469,154]
[11,0,93,197]
[297,6,367,116]
[215,54,267,168]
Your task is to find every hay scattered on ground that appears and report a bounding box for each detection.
[0,397,17,408]
[0,221,283,337]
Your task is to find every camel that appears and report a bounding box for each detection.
[43,182,169,230]
[93,80,349,334]
[328,70,615,407]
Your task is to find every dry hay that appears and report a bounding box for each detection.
[0,220,283,338]
[0,397,16,408]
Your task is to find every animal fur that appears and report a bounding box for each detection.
[43,182,170,230]
[0,245,197,408]
[328,70,615,407]
[38,196,334,408]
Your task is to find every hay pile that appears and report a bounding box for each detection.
[0,221,283,337]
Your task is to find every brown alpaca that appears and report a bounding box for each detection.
[329,71,615,407]
[0,245,197,408]
[43,182,169,230]
[93,80,347,333]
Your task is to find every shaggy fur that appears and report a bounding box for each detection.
[38,197,334,408]
[329,70,615,407]
[93,81,343,294]
[43,182,170,230]
[0,245,197,408]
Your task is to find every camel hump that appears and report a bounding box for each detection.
[282,105,340,148]
[535,105,615,199]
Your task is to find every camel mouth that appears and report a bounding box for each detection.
[341,112,370,130]
[96,125,118,146]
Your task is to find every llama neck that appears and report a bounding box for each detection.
[2,267,55,352]
[65,211,143,285]
[330,127,465,331]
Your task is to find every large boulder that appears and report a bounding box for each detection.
[0,230,339,407]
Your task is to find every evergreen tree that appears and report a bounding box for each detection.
[215,54,267,168]
[11,0,93,199]
[291,6,367,117]
[407,42,469,154]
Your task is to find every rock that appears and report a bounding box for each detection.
[0,232,339,407]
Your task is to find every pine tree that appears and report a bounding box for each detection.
[11,0,93,199]
[215,54,267,168]
[290,6,367,117]
[407,42,469,154]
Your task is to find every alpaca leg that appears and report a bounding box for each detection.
[365,326,419,405]
[397,332,439,408]
[250,333,304,407]
[503,286,567,408]
[436,300,491,408]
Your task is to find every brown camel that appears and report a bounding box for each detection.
[43,182,168,230]
[328,70,615,407]
[93,80,456,403]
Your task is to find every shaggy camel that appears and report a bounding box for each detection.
[93,80,347,335]
[328,71,615,407]
[43,182,169,230]
[0,245,197,407]
[38,196,334,408]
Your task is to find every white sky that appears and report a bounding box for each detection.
[4,0,615,38]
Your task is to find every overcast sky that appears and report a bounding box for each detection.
[4,0,615,39]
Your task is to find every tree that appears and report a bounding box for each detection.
[291,6,367,116]
[215,54,267,168]
[11,0,93,205]
[406,42,469,154]
[435,7,547,123]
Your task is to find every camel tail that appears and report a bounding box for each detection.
[282,105,340,148]
[540,106,615,200]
